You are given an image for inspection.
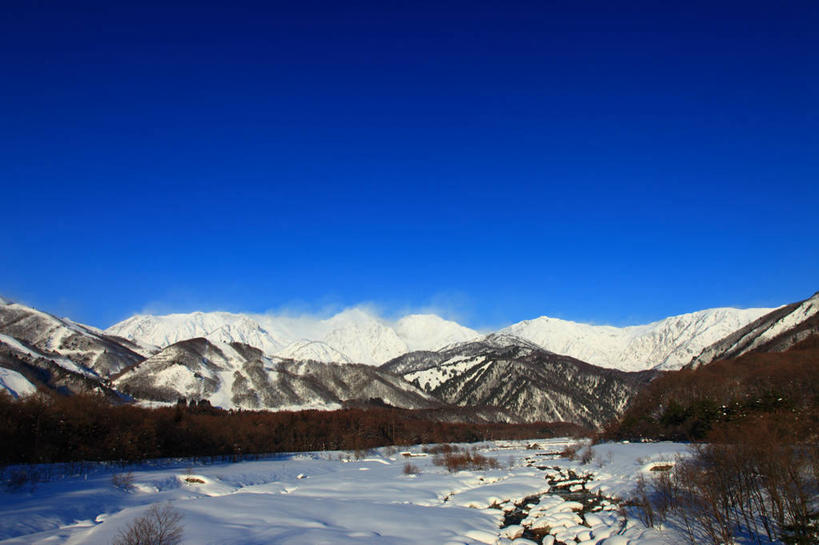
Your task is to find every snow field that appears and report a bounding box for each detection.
[0,367,37,399]
[0,439,690,545]
[0,333,97,378]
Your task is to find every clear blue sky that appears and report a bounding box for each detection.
[2,1,817,329]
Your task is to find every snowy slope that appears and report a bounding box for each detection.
[319,308,408,364]
[383,334,654,427]
[113,338,437,411]
[500,307,772,371]
[108,309,480,366]
[0,332,127,400]
[108,312,287,354]
[394,314,481,351]
[0,366,37,398]
[276,340,353,363]
[690,292,819,367]
[0,332,96,377]
[0,300,145,376]
[203,316,287,355]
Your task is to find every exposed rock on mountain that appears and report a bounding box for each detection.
[0,299,145,376]
[0,334,126,400]
[382,334,654,428]
[113,338,438,411]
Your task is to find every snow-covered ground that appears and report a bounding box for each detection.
[0,439,691,545]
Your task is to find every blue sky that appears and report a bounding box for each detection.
[1,1,817,329]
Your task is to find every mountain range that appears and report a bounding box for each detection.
[1,292,815,427]
[107,309,481,366]
[107,304,774,371]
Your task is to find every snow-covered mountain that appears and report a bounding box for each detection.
[107,309,480,366]
[381,334,654,427]
[499,307,772,371]
[0,292,812,427]
[276,340,353,363]
[107,312,287,355]
[113,338,438,411]
[0,299,145,377]
[689,292,819,368]
[393,314,482,351]
[0,334,125,400]
[107,305,772,371]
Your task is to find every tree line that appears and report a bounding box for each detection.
[605,335,819,442]
[0,393,584,465]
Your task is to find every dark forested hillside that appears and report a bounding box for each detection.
[607,335,819,441]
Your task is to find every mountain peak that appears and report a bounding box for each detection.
[500,306,773,371]
[104,301,782,370]
[482,333,544,351]
[394,314,479,352]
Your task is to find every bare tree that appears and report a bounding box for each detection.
[112,503,183,545]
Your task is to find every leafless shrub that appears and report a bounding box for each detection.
[560,444,578,461]
[628,435,819,545]
[650,469,677,522]
[353,448,367,460]
[112,503,183,545]
[432,448,500,472]
[596,450,614,468]
[111,472,134,491]
[4,466,42,492]
[629,474,656,528]
[403,462,420,475]
[579,445,594,464]
[422,443,461,455]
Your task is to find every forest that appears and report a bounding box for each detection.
[606,335,819,442]
[0,393,583,465]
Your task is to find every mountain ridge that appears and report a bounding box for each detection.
[381,333,654,427]
[112,336,442,412]
[106,305,773,371]
[1,292,816,428]
[689,292,819,368]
